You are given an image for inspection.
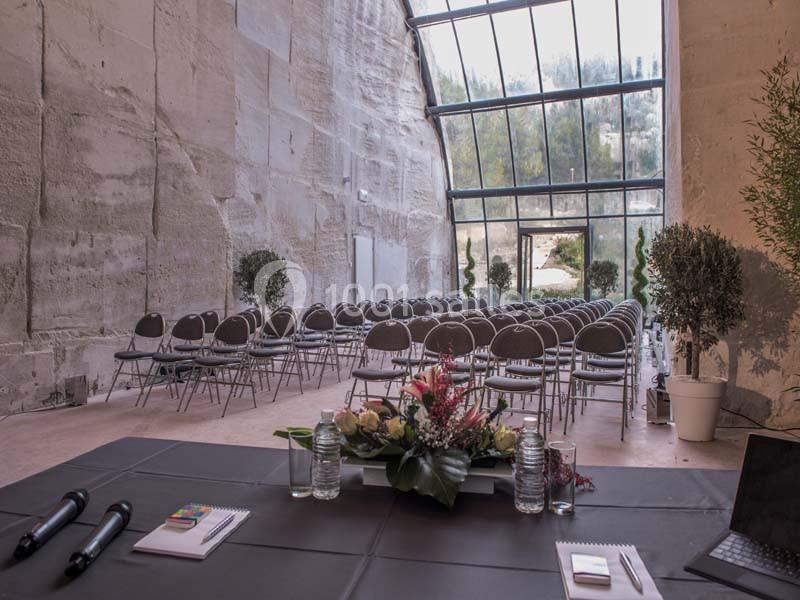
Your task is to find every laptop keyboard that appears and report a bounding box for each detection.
[711,532,800,583]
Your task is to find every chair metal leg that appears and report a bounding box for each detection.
[104,361,124,403]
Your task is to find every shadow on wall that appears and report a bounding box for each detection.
[714,248,799,425]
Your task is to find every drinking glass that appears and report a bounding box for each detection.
[288,431,313,498]
[547,440,576,515]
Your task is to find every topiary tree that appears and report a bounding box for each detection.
[488,261,512,302]
[631,225,649,312]
[648,224,745,380]
[462,237,476,298]
[742,57,800,292]
[587,260,619,298]
[233,249,288,310]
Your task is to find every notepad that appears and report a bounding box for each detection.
[556,541,663,600]
[134,505,250,560]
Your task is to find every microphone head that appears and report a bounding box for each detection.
[108,500,132,527]
[13,535,36,560]
[64,553,88,577]
[64,489,89,514]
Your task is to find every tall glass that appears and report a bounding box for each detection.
[288,431,313,498]
[547,440,576,515]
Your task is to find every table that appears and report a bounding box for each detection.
[0,437,750,599]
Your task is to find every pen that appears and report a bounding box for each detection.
[620,551,643,593]
[202,513,234,544]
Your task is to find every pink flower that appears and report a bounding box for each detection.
[459,404,488,431]
[400,369,434,402]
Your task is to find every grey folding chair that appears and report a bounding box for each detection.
[295,308,341,388]
[348,320,412,408]
[105,313,166,402]
[257,311,304,401]
[421,322,475,387]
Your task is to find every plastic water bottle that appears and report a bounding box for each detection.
[514,416,545,513]
[312,409,341,500]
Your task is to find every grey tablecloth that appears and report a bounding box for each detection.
[0,437,750,599]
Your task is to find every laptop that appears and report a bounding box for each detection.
[685,434,800,600]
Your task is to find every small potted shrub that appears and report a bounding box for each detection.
[648,224,745,441]
[488,260,512,304]
[233,249,289,311]
[587,259,619,299]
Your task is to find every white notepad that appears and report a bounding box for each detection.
[133,505,250,560]
[555,541,663,600]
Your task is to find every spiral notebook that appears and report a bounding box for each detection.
[555,541,662,600]
[133,504,250,560]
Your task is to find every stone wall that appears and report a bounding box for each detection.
[0,0,450,413]
[675,0,800,426]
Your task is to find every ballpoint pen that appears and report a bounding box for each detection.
[202,513,235,544]
[620,551,643,593]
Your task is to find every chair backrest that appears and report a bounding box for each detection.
[574,322,628,355]
[462,309,484,320]
[430,298,449,313]
[510,310,531,323]
[549,303,565,315]
[528,319,558,350]
[263,310,296,338]
[563,310,589,331]
[214,316,250,347]
[413,301,433,316]
[544,315,575,344]
[134,313,165,338]
[422,322,475,357]
[364,303,391,323]
[438,311,466,324]
[541,304,555,316]
[390,301,414,320]
[200,311,220,334]
[364,320,412,353]
[336,305,365,328]
[489,324,545,361]
[304,308,335,332]
[601,315,635,343]
[171,314,205,343]
[571,307,594,325]
[463,317,496,348]
[489,313,517,331]
[449,299,464,312]
[237,311,258,336]
[407,316,439,344]
[245,307,264,328]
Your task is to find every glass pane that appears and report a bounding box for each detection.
[418,24,468,104]
[452,197,484,221]
[574,0,619,86]
[584,94,622,181]
[441,114,481,188]
[626,189,663,214]
[518,195,550,219]
[487,221,519,302]
[546,100,585,184]
[532,2,579,91]
[619,0,662,81]
[588,191,624,216]
[522,230,585,299]
[590,217,625,302]
[455,16,504,101]
[474,110,514,188]
[553,193,586,218]
[408,0,449,16]
[626,216,661,306]
[448,0,488,9]
[520,218,587,229]
[492,9,540,96]
[508,105,548,185]
[485,196,516,220]
[456,222,488,298]
[624,88,663,178]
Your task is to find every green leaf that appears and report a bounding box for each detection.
[273,428,314,451]
[411,448,471,509]
[386,448,421,492]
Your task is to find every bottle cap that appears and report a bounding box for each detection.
[321,409,334,421]
[522,416,539,428]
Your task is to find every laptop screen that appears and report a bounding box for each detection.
[730,434,800,553]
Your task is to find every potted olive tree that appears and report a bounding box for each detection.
[649,224,745,441]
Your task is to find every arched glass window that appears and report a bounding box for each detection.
[406,0,664,302]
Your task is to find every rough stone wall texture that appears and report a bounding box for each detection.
[0,0,450,413]
[677,0,800,426]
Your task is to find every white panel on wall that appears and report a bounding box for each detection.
[353,235,374,302]
[374,239,408,300]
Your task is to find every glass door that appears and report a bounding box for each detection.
[518,227,589,300]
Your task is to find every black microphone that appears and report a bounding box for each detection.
[64,500,132,577]
[14,489,89,560]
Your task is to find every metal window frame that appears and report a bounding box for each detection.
[402,0,665,297]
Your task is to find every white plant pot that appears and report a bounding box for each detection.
[666,375,726,442]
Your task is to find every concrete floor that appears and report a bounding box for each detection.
[0,360,764,488]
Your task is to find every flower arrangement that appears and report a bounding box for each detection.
[276,355,593,508]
